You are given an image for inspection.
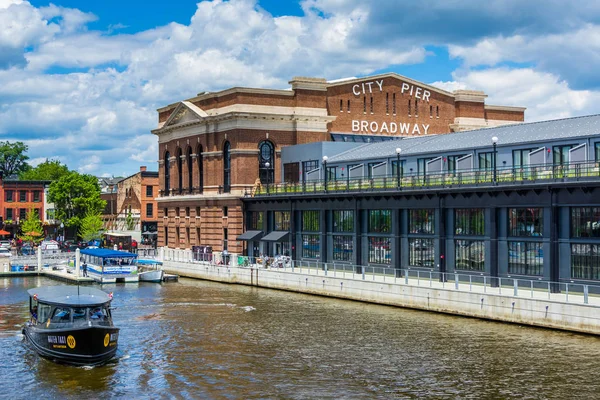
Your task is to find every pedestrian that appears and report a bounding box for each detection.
[82,262,88,277]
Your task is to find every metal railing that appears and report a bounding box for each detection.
[253,161,600,196]
[162,249,600,306]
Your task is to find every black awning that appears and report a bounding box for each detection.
[236,230,263,241]
[261,231,290,242]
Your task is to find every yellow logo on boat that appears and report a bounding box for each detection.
[67,335,76,349]
[104,333,110,347]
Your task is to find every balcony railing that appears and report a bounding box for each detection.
[254,161,600,197]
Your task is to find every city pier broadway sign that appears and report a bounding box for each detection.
[352,120,430,135]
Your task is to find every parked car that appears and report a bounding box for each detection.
[21,245,35,255]
[0,240,10,249]
[0,248,11,258]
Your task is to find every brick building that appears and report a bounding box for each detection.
[152,73,525,253]
[0,179,49,237]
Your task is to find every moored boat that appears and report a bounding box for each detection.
[22,286,119,366]
[80,248,139,283]
[137,259,164,283]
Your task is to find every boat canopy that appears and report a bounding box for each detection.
[80,248,137,258]
[27,286,112,306]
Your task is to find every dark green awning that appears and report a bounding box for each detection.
[261,231,290,242]
[236,230,263,241]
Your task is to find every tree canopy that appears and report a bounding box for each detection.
[19,209,44,244]
[78,211,104,242]
[0,141,30,178]
[48,171,106,233]
[19,159,69,181]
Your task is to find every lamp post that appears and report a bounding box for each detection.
[492,136,498,185]
[264,161,270,194]
[395,147,402,189]
[59,222,64,242]
[322,156,328,192]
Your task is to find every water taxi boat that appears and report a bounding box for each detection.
[80,248,139,283]
[136,259,164,283]
[22,286,119,366]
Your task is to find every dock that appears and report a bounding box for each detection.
[163,273,179,282]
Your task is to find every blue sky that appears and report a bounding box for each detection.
[2,0,600,177]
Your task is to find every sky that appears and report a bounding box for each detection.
[2,0,600,177]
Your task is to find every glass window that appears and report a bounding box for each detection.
[508,241,543,276]
[409,209,435,234]
[326,166,337,180]
[259,141,275,185]
[5,190,13,202]
[368,237,391,264]
[368,210,391,233]
[455,240,485,271]
[177,148,183,191]
[197,144,204,193]
[19,191,26,202]
[512,148,535,169]
[19,208,26,220]
[302,160,319,181]
[391,160,405,178]
[302,211,319,232]
[146,203,153,218]
[223,142,231,193]
[249,212,264,230]
[333,210,354,233]
[553,144,575,166]
[447,154,467,173]
[33,191,41,202]
[302,234,320,259]
[6,208,13,220]
[571,244,600,280]
[595,142,600,162]
[571,207,600,238]
[51,307,71,323]
[455,209,485,236]
[283,162,299,183]
[479,152,494,170]
[333,235,353,262]
[72,307,87,325]
[187,146,193,191]
[164,151,170,193]
[509,208,544,237]
[417,158,435,175]
[146,186,153,197]
[274,211,290,231]
[409,238,435,267]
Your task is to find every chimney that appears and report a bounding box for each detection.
[140,166,147,172]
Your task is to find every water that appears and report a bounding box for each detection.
[1,276,599,399]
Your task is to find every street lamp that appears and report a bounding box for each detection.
[59,222,64,242]
[395,147,402,189]
[265,161,270,194]
[492,136,499,185]
[322,156,328,192]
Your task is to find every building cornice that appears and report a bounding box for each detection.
[485,104,527,112]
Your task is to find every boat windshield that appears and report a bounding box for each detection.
[43,305,112,327]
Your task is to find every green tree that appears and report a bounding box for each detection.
[126,212,135,230]
[78,211,104,243]
[0,141,30,178]
[19,208,43,245]
[48,171,106,238]
[19,159,69,181]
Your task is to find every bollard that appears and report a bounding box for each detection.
[584,285,589,304]
[514,280,518,297]
[455,275,459,290]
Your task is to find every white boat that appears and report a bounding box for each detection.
[137,259,164,283]
[80,248,139,284]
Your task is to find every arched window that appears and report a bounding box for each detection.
[186,146,193,193]
[259,140,274,185]
[223,141,231,193]
[196,144,203,194]
[177,148,183,193]
[164,151,170,195]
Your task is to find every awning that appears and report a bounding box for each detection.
[236,230,263,241]
[261,231,290,242]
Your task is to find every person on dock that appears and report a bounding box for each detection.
[82,262,88,277]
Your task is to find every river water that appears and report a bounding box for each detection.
[1,276,599,399]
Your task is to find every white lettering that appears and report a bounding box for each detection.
[366,82,374,93]
[352,85,361,96]
[370,122,379,132]
[423,124,430,135]
[361,121,368,132]
[352,120,360,131]
[412,124,421,135]
[409,85,414,96]
[375,80,384,92]
[415,87,422,99]
[399,123,410,134]
[423,90,431,102]
[362,83,365,94]
[381,122,389,133]
[390,122,397,133]
[401,82,410,94]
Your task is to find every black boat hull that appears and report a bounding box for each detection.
[22,323,119,366]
